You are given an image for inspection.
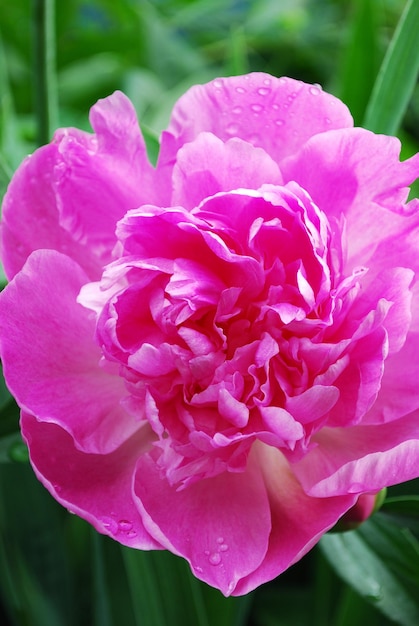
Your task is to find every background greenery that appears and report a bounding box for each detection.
[0,1,419,625]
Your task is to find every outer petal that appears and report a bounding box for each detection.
[233,444,357,595]
[158,73,353,175]
[21,413,159,549]
[172,132,283,210]
[0,250,139,454]
[281,127,419,267]
[132,451,271,596]
[292,412,419,497]
[362,331,419,424]
[1,91,157,281]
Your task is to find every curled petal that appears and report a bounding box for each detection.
[1,92,157,281]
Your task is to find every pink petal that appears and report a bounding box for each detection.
[0,250,139,453]
[132,451,271,596]
[293,413,419,497]
[1,92,157,281]
[21,413,159,549]
[172,132,283,210]
[158,73,353,175]
[281,128,419,268]
[363,331,419,424]
[233,444,357,595]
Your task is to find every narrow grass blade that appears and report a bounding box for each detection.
[363,0,419,135]
[32,0,58,145]
[337,0,379,125]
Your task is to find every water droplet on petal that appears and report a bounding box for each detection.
[275,119,285,127]
[232,106,242,115]
[236,86,246,94]
[213,79,223,89]
[102,517,119,535]
[309,86,320,96]
[279,77,287,85]
[263,78,272,86]
[272,103,279,111]
[217,536,225,544]
[325,117,331,125]
[248,134,260,146]
[257,87,270,96]
[127,530,137,538]
[219,544,229,552]
[118,520,133,532]
[251,103,263,114]
[209,552,221,566]
[226,123,239,135]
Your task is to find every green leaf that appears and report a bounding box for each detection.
[91,531,112,626]
[320,512,419,626]
[337,0,380,125]
[121,547,249,626]
[0,464,76,625]
[140,123,160,168]
[363,0,419,135]
[0,432,29,463]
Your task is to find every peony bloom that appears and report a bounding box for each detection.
[1,73,419,595]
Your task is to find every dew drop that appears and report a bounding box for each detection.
[102,517,118,534]
[209,552,222,566]
[204,550,210,556]
[213,79,223,89]
[195,566,203,573]
[217,536,225,544]
[275,119,285,126]
[118,519,133,532]
[236,86,246,94]
[272,103,279,110]
[309,86,320,96]
[251,103,263,113]
[279,77,287,85]
[247,134,260,146]
[127,530,138,538]
[232,106,242,115]
[263,78,271,86]
[219,544,229,552]
[325,117,331,125]
[226,123,239,135]
[257,87,270,96]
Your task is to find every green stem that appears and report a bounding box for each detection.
[32,0,58,146]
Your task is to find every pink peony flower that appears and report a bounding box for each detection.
[1,73,419,595]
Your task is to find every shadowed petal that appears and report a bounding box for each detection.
[21,413,159,549]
